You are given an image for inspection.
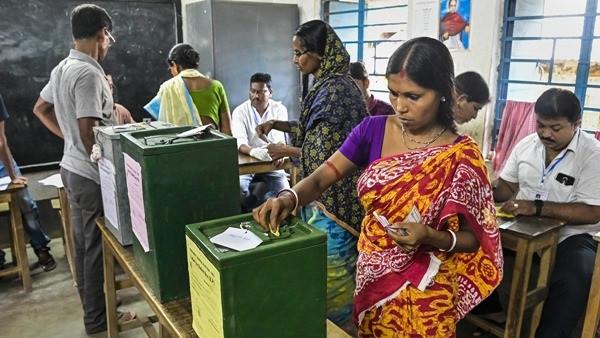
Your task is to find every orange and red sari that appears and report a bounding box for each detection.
[354,136,503,337]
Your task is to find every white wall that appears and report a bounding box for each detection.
[451,0,504,151]
[180,0,503,150]
[181,0,320,42]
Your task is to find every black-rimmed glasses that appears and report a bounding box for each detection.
[293,49,309,58]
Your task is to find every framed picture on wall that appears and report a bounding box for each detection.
[439,0,471,51]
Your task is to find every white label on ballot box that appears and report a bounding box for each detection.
[99,158,119,230]
[186,237,224,338]
[210,227,263,252]
[124,153,149,252]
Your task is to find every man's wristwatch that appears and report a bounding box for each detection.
[534,199,544,217]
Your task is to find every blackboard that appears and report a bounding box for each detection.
[0,0,177,167]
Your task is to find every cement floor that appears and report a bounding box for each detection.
[0,239,152,338]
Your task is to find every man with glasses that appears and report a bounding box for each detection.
[33,4,134,334]
[231,73,290,212]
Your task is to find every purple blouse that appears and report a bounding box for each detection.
[339,115,464,167]
[339,115,387,167]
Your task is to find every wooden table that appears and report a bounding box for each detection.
[238,153,298,187]
[99,217,195,337]
[99,217,350,337]
[0,183,31,292]
[465,216,563,338]
[238,153,292,175]
[582,232,600,337]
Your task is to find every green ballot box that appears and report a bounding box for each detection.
[94,122,174,246]
[121,126,241,302]
[185,214,327,338]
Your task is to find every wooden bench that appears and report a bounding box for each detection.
[98,217,350,337]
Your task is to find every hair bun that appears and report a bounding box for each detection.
[185,49,200,64]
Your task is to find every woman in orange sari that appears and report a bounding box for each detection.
[254,37,503,337]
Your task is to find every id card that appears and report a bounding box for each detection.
[529,189,548,201]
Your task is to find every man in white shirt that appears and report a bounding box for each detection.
[231,73,290,212]
[494,88,600,337]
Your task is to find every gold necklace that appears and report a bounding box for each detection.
[401,124,446,150]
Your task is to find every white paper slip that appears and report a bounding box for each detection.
[38,173,64,188]
[210,227,263,252]
[406,205,422,223]
[499,219,518,229]
[176,125,211,138]
[373,211,408,236]
[0,176,10,191]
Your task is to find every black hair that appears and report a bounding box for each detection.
[535,88,581,123]
[250,73,272,91]
[386,37,456,133]
[167,43,200,69]
[71,4,112,39]
[294,20,328,56]
[349,61,368,81]
[455,71,490,104]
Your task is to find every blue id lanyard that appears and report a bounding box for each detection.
[540,154,565,185]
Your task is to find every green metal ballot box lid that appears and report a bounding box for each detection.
[186,213,327,338]
[120,126,229,156]
[122,126,241,303]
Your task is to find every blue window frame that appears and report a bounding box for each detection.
[495,0,600,145]
[322,0,409,99]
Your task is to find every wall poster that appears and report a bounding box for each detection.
[439,0,471,51]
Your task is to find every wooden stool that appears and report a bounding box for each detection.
[0,201,17,264]
[0,184,32,292]
[465,216,563,337]
[53,187,76,285]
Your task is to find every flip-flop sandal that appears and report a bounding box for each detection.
[117,310,137,325]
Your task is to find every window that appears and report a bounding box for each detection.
[494,0,600,145]
[322,0,409,100]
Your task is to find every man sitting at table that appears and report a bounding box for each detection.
[0,93,55,272]
[493,88,600,337]
[231,73,290,212]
